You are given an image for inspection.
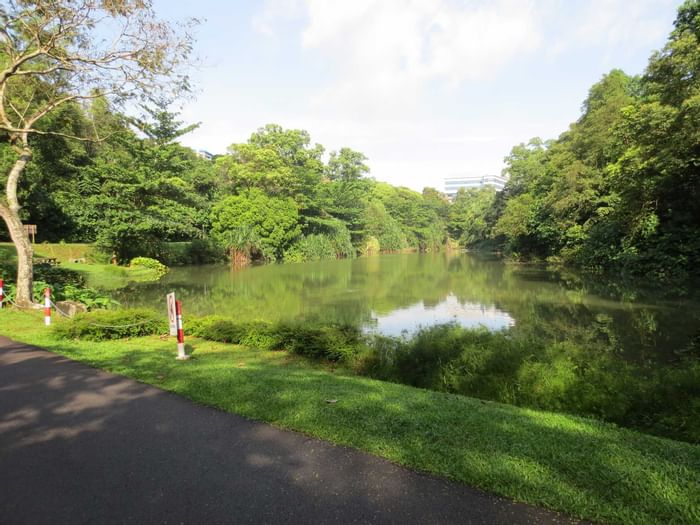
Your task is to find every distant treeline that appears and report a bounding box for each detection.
[0,98,451,264]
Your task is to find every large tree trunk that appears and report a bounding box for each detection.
[0,147,34,307]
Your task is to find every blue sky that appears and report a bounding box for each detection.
[155,0,680,192]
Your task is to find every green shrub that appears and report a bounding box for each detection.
[53,308,166,341]
[60,284,117,310]
[188,316,364,361]
[368,324,530,399]
[283,234,336,262]
[188,317,270,344]
[129,257,168,278]
[240,326,278,351]
[273,321,364,361]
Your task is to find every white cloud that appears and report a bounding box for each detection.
[545,0,676,59]
[573,0,674,48]
[251,0,303,38]
[299,0,541,115]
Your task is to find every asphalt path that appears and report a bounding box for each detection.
[0,336,584,524]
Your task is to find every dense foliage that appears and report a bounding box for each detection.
[463,1,700,282]
[188,316,365,362]
[365,323,700,444]
[2,106,450,264]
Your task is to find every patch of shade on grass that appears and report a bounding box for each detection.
[1,309,698,525]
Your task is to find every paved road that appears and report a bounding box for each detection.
[0,336,582,524]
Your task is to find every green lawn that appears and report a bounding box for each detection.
[1,309,698,525]
[0,243,161,290]
[0,242,94,262]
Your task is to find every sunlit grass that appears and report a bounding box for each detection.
[61,262,158,290]
[1,309,699,525]
[0,242,93,262]
[0,243,160,291]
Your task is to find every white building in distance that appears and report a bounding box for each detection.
[444,175,508,198]
[196,150,215,161]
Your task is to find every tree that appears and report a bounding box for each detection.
[0,0,195,305]
[371,182,447,251]
[130,98,200,147]
[216,124,325,211]
[85,126,211,262]
[600,0,700,279]
[210,189,300,261]
[319,148,371,247]
[448,187,496,246]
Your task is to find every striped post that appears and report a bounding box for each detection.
[44,288,51,326]
[175,300,189,360]
[0,279,4,309]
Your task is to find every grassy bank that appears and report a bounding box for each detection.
[1,310,698,524]
[0,242,94,263]
[0,241,223,267]
[0,243,163,291]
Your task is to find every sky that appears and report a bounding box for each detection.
[154,0,680,192]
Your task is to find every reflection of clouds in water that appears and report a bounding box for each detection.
[367,294,514,336]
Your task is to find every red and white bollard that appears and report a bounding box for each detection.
[175,300,189,360]
[44,288,51,326]
[0,279,4,309]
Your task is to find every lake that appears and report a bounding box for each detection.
[116,252,699,357]
[116,252,700,442]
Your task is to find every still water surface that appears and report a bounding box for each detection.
[116,252,699,357]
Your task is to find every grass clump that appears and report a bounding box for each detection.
[188,316,364,361]
[272,321,364,361]
[188,317,275,347]
[53,308,165,341]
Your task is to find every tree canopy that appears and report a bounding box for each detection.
[0,0,196,304]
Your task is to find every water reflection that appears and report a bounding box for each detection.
[368,294,515,336]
